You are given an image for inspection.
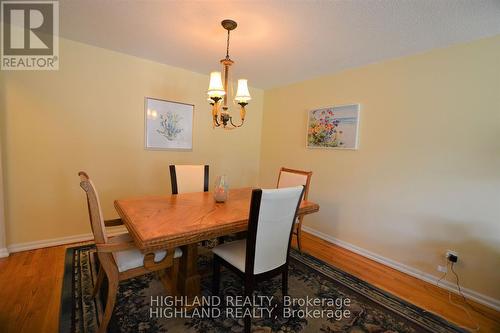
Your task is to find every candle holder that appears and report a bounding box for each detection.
[214,175,229,203]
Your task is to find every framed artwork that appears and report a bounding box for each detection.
[306,104,360,149]
[144,97,194,150]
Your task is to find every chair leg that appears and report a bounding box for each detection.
[244,277,254,333]
[296,217,304,253]
[296,231,302,253]
[244,313,251,333]
[98,275,118,333]
[93,268,105,298]
[282,266,289,297]
[212,255,221,296]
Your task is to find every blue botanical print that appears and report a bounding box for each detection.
[157,112,183,141]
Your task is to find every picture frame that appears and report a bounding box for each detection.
[306,104,360,150]
[144,97,194,150]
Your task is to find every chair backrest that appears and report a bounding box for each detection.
[246,186,304,275]
[169,165,209,194]
[78,171,107,244]
[277,167,312,200]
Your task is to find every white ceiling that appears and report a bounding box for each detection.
[59,0,500,89]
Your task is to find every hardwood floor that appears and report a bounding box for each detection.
[0,233,499,332]
[0,245,66,333]
[293,232,500,333]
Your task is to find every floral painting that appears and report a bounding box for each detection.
[307,104,360,149]
[145,98,194,150]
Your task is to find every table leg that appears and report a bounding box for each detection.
[177,243,201,299]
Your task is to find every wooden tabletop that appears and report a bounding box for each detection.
[114,187,320,252]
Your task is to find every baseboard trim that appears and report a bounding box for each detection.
[302,226,500,312]
[5,226,499,311]
[6,227,128,254]
[0,247,9,258]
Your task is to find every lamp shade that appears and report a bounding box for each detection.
[207,71,225,98]
[235,79,251,103]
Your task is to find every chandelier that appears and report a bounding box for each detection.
[207,19,251,129]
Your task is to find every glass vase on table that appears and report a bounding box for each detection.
[214,175,228,203]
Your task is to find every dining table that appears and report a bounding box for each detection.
[114,187,320,299]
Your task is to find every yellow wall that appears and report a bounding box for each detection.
[0,144,6,251]
[259,36,500,299]
[1,33,499,301]
[0,68,7,251]
[1,38,264,245]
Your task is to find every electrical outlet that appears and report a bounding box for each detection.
[437,265,448,273]
[446,250,458,262]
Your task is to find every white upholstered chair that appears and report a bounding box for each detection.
[212,186,305,333]
[169,164,209,194]
[277,167,312,252]
[78,172,182,333]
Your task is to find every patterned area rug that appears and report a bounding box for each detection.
[60,245,466,333]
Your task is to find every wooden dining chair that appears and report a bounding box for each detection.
[277,167,312,252]
[78,171,182,333]
[211,186,305,333]
[169,164,209,194]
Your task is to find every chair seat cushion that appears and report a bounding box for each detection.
[114,247,182,273]
[212,239,246,273]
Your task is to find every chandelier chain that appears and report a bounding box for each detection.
[226,29,231,59]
